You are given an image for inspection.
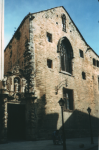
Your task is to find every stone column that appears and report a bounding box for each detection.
[0,0,4,80]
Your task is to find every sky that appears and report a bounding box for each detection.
[4,0,99,55]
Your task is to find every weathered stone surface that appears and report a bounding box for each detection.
[3,6,99,140]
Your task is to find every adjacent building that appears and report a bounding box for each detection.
[0,0,4,80]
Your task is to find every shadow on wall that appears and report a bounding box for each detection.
[36,94,59,139]
[59,109,98,138]
[35,95,98,139]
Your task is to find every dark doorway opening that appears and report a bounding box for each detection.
[7,104,26,141]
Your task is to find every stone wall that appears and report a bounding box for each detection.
[4,16,30,74]
[32,7,99,138]
[4,6,99,139]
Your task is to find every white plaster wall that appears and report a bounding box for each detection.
[0,0,4,80]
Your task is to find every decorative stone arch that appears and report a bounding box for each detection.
[57,37,73,74]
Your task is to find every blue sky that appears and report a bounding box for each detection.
[4,0,99,55]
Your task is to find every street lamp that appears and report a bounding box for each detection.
[58,98,66,150]
[87,107,94,144]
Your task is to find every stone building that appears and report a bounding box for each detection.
[0,6,99,142]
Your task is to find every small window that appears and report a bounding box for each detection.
[93,58,96,66]
[61,14,66,32]
[97,60,99,67]
[79,49,84,58]
[47,59,52,68]
[47,32,52,42]
[63,88,73,110]
[82,72,86,80]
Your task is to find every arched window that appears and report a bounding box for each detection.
[57,37,73,74]
[61,14,66,32]
[14,77,20,92]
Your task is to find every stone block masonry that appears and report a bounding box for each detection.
[3,6,99,140]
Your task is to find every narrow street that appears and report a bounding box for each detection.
[88,146,98,150]
[0,137,98,150]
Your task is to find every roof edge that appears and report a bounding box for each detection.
[4,13,30,51]
[4,6,99,57]
[61,6,99,57]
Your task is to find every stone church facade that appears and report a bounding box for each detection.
[0,6,99,142]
